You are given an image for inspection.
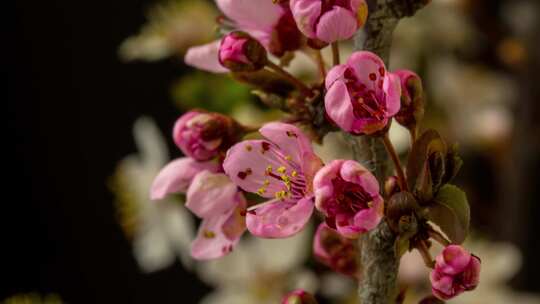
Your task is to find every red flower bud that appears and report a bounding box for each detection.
[218,31,268,72]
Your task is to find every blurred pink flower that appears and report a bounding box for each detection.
[430,245,481,300]
[186,171,246,260]
[223,122,323,238]
[185,0,302,72]
[313,159,383,238]
[313,223,359,276]
[282,289,318,304]
[290,0,368,43]
[325,51,401,135]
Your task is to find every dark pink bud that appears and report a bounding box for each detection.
[430,245,481,300]
[173,110,240,161]
[281,289,318,304]
[313,223,360,276]
[218,31,267,72]
[394,70,424,130]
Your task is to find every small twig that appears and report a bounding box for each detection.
[331,42,340,66]
[315,50,327,79]
[266,61,313,97]
[382,132,408,191]
[416,240,435,269]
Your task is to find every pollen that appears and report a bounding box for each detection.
[367,201,373,208]
[265,165,273,175]
[275,190,288,200]
[286,131,297,137]
[291,170,298,177]
[245,144,253,151]
[285,155,292,161]
[203,230,216,238]
[263,179,270,186]
[277,166,287,174]
[257,187,267,195]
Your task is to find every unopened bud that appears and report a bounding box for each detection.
[173,110,242,161]
[218,31,267,72]
[282,289,318,304]
[394,70,425,130]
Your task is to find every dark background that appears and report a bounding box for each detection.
[10,0,209,303]
[9,0,540,303]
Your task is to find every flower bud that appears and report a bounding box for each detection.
[430,245,481,300]
[384,176,400,197]
[218,31,268,72]
[290,0,368,43]
[282,289,318,304]
[313,223,360,276]
[394,70,424,130]
[173,110,241,161]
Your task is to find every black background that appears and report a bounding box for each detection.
[10,0,209,303]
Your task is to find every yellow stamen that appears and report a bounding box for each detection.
[291,170,298,177]
[277,166,287,174]
[285,155,292,161]
[203,230,216,238]
[245,145,252,151]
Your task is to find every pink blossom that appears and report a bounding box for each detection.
[313,223,359,276]
[313,159,384,238]
[219,33,250,65]
[290,0,368,43]
[282,289,318,304]
[173,110,234,161]
[186,171,246,260]
[223,122,323,238]
[185,0,302,72]
[150,157,220,200]
[325,51,401,135]
[430,245,481,300]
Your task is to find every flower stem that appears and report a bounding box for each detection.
[331,42,340,66]
[266,61,313,97]
[382,133,408,191]
[315,50,327,79]
[417,240,435,269]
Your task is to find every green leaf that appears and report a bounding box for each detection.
[426,184,470,244]
[406,130,447,199]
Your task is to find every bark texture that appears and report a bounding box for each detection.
[347,1,430,303]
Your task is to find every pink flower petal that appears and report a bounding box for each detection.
[436,245,472,275]
[246,196,314,238]
[325,64,348,89]
[216,0,283,31]
[339,160,380,196]
[313,160,345,212]
[190,202,246,260]
[259,122,314,167]
[223,139,295,198]
[430,271,455,300]
[335,213,363,239]
[316,6,358,43]
[325,80,355,132]
[289,0,321,39]
[150,157,220,200]
[462,255,481,290]
[383,72,401,116]
[184,41,229,73]
[353,196,384,231]
[347,51,387,96]
[186,171,238,218]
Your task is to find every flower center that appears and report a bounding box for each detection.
[343,68,387,121]
[331,176,373,215]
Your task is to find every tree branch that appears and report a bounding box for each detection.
[347,1,430,303]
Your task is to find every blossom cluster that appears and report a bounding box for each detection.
[148,0,480,301]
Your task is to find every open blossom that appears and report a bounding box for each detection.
[325,51,401,135]
[313,223,359,276]
[186,171,246,259]
[224,122,323,238]
[185,0,302,72]
[282,289,318,304]
[218,31,268,72]
[173,110,240,161]
[313,160,384,238]
[430,245,481,300]
[290,0,368,43]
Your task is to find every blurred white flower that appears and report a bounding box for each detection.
[118,1,217,62]
[197,225,318,304]
[112,117,195,273]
